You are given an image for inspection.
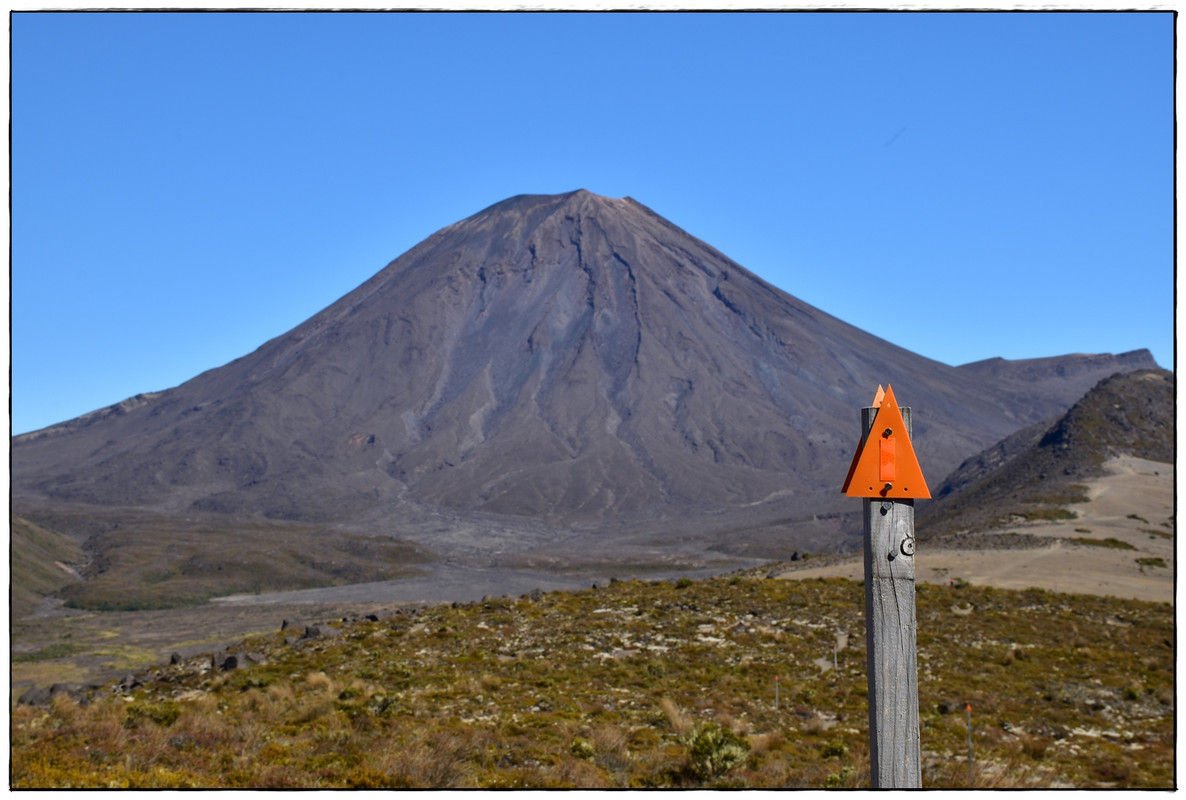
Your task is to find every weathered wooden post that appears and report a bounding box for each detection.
[841,385,929,788]
[966,703,974,786]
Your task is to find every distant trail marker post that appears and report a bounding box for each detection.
[841,384,930,788]
[966,704,974,785]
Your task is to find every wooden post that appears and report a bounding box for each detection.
[861,405,921,788]
[966,704,974,786]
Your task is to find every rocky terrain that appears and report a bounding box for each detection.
[10,190,1159,608]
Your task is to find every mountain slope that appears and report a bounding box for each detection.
[917,368,1174,540]
[10,515,85,619]
[11,190,1160,594]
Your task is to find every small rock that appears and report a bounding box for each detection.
[212,649,239,671]
[17,686,52,706]
[302,624,340,640]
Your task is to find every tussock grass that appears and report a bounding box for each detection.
[11,576,1174,788]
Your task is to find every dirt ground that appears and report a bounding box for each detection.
[773,456,1174,603]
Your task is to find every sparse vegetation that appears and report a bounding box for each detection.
[1027,488,1090,506]
[1072,537,1137,550]
[11,576,1173,788]
[1018,508,1077,522]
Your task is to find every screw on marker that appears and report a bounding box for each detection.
[900,536,915,557]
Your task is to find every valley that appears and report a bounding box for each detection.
[12,454,1172,705]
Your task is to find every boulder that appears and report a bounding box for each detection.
[17,686,52,706]
[211,649,239,671]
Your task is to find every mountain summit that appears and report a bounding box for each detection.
[12,190,1157,581]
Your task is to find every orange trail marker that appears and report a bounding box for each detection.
[839,384,885,493]
[841,385,930,499]
[849,385,924,787]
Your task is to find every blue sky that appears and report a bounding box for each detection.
[12,11,1174,435]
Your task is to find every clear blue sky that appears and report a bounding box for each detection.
[12,11,1174,435]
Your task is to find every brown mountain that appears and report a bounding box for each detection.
[11,190,1160,605]
[917,368,1174,541]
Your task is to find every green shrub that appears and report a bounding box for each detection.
[825,765,854,788]
[685,722,750,780]
[821,739,847,759]
[569,737,595,761]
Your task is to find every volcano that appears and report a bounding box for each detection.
[12,190,1158,596]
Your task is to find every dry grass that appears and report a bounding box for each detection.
[11,576,1175,788]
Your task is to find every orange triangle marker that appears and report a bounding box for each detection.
[841,385,930,499]
[840,385,885,493]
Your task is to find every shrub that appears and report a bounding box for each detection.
[821,739,847,759]
[685,722,750,780]
[569,737,595,761]
[825,765,854,788]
